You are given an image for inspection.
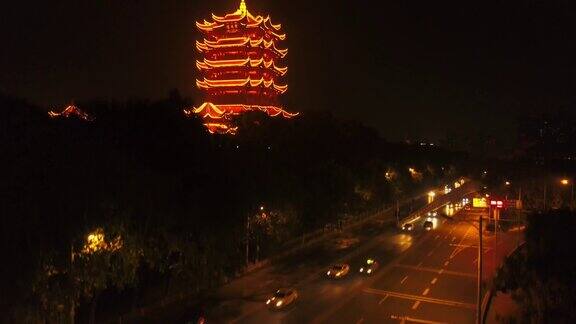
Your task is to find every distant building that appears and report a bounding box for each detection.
[186,0,297,134]
[48,104,94,121]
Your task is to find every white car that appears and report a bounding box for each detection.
[266,289,298,310]
[326,264,350,279]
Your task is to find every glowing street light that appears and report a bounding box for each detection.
[427,191,436,203]
[505,181,511,186]
[560,179,574,210]
[81,228,122,255]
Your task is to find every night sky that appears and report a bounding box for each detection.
[1,0,575,141]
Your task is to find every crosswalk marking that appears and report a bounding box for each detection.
[363,287,476,310]
[394,264,475,278]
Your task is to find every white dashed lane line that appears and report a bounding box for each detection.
[400,275,409,284]
[379,295,389,305]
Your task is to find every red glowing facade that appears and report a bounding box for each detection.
[187,0,298,134]
[48,104,94,121]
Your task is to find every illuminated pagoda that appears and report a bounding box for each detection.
[48,104,94,121]
[187,0,298,134]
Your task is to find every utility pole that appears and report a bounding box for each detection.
[570,180,574,210]
[246,214,250,267]
[494,208,499,270]
[477,206,485,324]
[396,200,400,226]
[543,183,547,210]
[70,244,75,324]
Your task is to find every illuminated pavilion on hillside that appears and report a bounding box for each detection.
[48,104,94,121]
[185,0,298,134]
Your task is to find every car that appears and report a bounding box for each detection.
[326,264,350,279]
[402,223,414,231]
[427,211,438,217]
[423,220,433,231]
[359,258,379,275]
[266,289,298,310]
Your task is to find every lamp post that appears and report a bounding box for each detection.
[477,206,484,324]
[428,191,436,204]
[246,214,250,267]
[560,179,574,210]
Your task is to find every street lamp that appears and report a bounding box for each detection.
[427,191,436,203]
[560,179,574,210]
[505,181,510,186]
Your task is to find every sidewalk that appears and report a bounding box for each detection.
[483,233,524,323]
[486,291,519,323]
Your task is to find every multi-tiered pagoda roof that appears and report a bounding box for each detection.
[187,0,297,134]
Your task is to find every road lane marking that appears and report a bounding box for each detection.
[435,235,440,240]
[417,261,423,267]
[427,250,433,257]
[394,264,475,278]
[422,288,430,296]
[355,318,364,324]
[412,300,421,310]
[431,277,438,284]
[390,315,448,324]
[443,261,449,266]
[452,236,457,242]
[401,275,409,284]
[379,295,389,305]
[364,288,476,310]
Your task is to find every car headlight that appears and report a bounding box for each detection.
[367,269,372,274]
[359,267,364,272]
[336,272,341,277]
[266,299,271,305]
[276,300,283,307]
[327,271,331,276]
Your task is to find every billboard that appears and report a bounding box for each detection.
[473,197,488,208]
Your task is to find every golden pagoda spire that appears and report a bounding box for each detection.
[239,0,247,15]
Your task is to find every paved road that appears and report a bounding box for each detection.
[214,207,522,324]
[130,183,523,324]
